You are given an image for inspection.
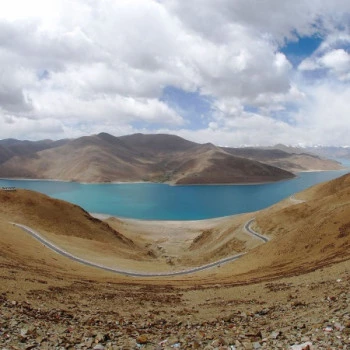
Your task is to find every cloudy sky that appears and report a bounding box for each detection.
[0,0,350,146]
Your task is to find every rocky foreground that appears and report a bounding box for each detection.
[1,266,350,350]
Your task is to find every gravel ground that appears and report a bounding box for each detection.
[1,265,350,350]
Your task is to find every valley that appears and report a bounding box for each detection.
[1,173,350,348]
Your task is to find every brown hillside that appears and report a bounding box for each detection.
[0,139,68,165]
[174,148,294,184]
[221,172,350,282]
[299,171,350,200]
[0,189,135,248]
[224,146,343,172]
[0,133,296,184]
[118,133,197,154]
[0,145,14,164]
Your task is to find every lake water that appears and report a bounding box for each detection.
[0,166,349,220]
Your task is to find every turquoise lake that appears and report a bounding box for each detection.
[0,166,349,220]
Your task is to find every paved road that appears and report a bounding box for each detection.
[244,219,270,243]
[11,222,246,277]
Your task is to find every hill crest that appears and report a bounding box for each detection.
[0,133,341,184]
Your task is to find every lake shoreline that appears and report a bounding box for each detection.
[0,167,347,186]
[1,169,348,221]
[0,176,292,186]
[90,212,238,223]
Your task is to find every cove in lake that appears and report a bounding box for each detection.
[0,168,349,220]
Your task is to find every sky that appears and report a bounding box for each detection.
[0,0,350,146]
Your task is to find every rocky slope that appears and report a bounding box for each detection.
[1,269,350,349]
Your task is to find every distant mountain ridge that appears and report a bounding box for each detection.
[261,144,350,161]
[223,145,343,172]
[0,138,68,164]
[305,146,350,160]
[0,133,342,184]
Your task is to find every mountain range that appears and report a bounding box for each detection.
[0,133,342,184]
[305,146,350,160]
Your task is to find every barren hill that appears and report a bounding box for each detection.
[0,133,296,184]
[227,172,350,282]
[171,147,294,184]
[118,132,197,154]
[0,189,154,263]
[223,146,342,172]
[305,146,350,160]
[0,138,68,163]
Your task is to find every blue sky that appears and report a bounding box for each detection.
[281,35,323,67]
[0,0,350,146]
[160,86,212,131]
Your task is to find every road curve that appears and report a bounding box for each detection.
[244,219,270,243]
[11,222,246,277]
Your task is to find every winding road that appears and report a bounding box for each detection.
[244,218,270,243]
[12,219,269,277]
[12,222,248,277]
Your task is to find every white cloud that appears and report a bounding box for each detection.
[320,49,350,80]
[164,0,350,43]
[159,115,306,147]
[298,32,350,80]
[0,0,61,23]
[321,49,350,68]
[31,91,184,126]
[299,48,350,81]
[0,112,65,140]
[291,83,350,145]
[0,0,349,145]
